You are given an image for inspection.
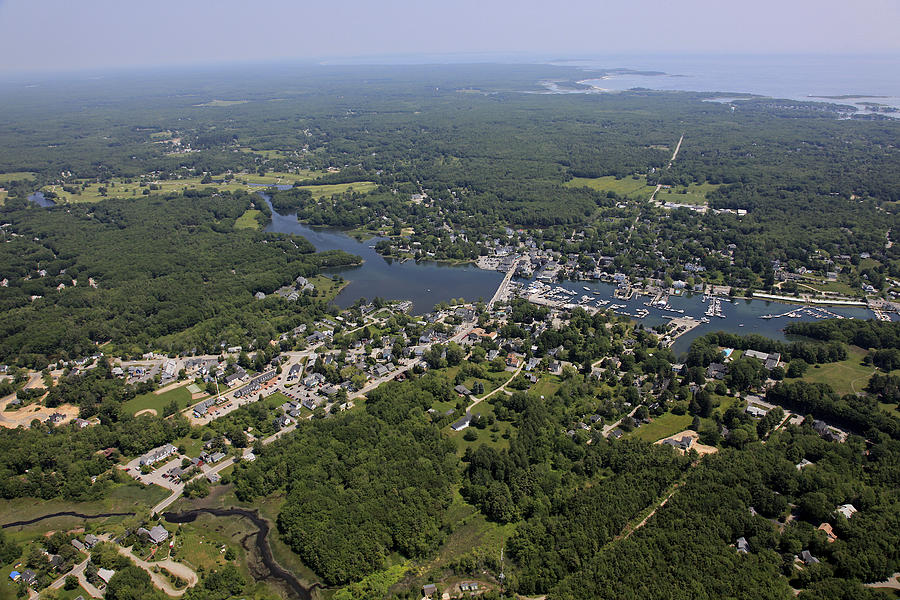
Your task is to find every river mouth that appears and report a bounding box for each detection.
[163,506,324,600]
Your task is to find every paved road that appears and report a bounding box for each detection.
[601,405,640,436]
[46,557,104,598]
[488,258,520,309]
[866,572,900,590]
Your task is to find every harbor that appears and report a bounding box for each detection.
[514,277,879,355]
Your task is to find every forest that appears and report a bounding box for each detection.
[1,64,900,600]
[0,188,357,365]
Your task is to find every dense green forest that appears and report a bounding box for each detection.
[0,188,357,365]
[2,64,900,600]
[233,373,459,585]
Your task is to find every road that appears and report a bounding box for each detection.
[46,557,104,598]
[488,258,520,309]
[649,132,685,205]
[466,363,524,413]
[601,405,640,436]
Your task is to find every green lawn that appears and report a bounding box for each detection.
[655,182,720,206]
[565,175,652,199]
[234,209,262,230]
[0,171,36,183]
[298,181,377,199]
[628,412,693,443]
[786,346,876,397]
[123,384,197,416]
[530,374,562,398]
[878,402,900,417]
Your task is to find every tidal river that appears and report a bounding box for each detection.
[262,195,504,312]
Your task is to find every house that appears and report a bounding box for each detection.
[423,583,438,597]
[818,522,838,543]
[835,503,858,519]
[139,443,177,466]
[800,550,820,565]
[74,418,91,428]
[735,537,750,554]
[71,539,85,551]
[209,452,226,463]
[454,384,472,396]
[148,525,169,544]
[20,569,37,586]
[287,363,303,381]
[207,472,220,484]
[795,458,814,471]
[706,363,727,380]
[746,405,768,418]
[609,428,624,440]
[663,435,694,451]
[84,534,99,548]
[451,412,472,431]
[8,571,19,581]
[97,568,116,584]
[744,349,781,370]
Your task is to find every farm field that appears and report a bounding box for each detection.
[298,181,377,199]
[0,172,36,183]
[40,176,376,204]
[565,175,652,198]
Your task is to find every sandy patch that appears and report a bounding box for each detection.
[135,408,158,417]
[657,430,719,456]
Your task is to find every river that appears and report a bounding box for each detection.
[164,507,322,600]
[262,195,504,312]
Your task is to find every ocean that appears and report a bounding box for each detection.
[547,54,900,115]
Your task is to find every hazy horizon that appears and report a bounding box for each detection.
[1,0,898,73]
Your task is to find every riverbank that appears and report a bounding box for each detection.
[750,292,868,307]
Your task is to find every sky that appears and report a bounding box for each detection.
[0,0,898,72]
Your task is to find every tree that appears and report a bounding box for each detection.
[64,575,79,590]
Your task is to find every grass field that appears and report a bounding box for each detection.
[530,374,562,398]
[656,182,720,206]
[628,412,693,443]
[417,489,515,579]
[0,483,167,537]
[122,384,197,416]
[41,176,376,204]
[786,346,876,397]
[235,209,262,230]
[565,175,652,198]
[299,181,377,199]
[879,402,900,417]
[0,171,36,183]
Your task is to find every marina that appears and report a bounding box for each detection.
[515,277,878,355]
